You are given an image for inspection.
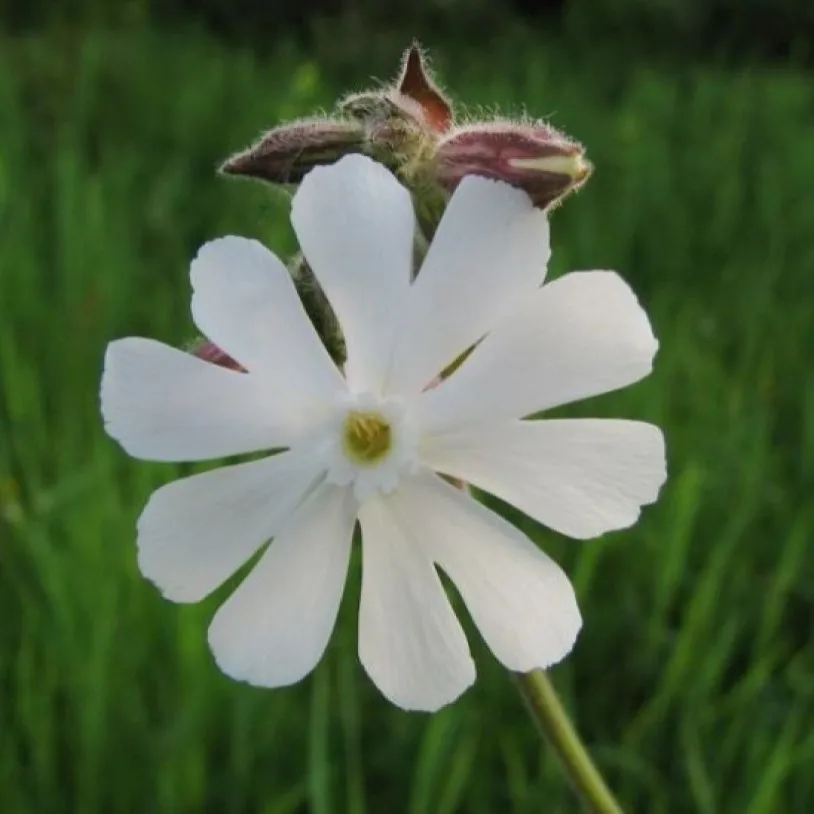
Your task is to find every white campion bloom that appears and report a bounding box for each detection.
[101,154,665,712]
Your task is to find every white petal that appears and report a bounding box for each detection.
[208,483,356,688]
[291,155,414,393]
[101,337,304,461]
[357,490,475,711]
[418,271,658,432]
[190,236,344,401]
[385,176,550,396]
[137,448,324,603]
[422,419,666,540]
[389,472,581,673]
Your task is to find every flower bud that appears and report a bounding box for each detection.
[220,117,367,185]
[433,122,592,210]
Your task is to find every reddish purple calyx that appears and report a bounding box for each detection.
[193,341,246,372]
[434,124,591,209]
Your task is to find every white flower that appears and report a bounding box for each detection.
[101,154,666,712]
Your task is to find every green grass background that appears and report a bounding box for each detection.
[1,26,813,814]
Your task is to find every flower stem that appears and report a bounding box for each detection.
[516,669,625,814]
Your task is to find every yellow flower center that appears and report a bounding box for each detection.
[342,411,392,465]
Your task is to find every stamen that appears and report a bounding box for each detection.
[343,411,392,465]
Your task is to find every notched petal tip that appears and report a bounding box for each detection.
[190,234,265,282]
[99,344,119,423]
[637,422,669,506]
[98,338,161,459]
[453,171,538,211]
[574,269,659,355]
[99,337,146,446]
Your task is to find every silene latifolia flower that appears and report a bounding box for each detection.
[101,154,666,712]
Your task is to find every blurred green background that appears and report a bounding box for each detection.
[1,2,813,813]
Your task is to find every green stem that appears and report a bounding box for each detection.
[516,669,625,814]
